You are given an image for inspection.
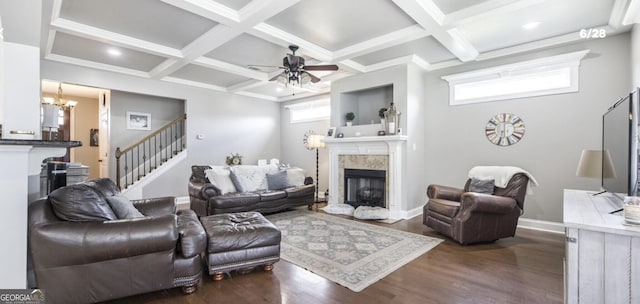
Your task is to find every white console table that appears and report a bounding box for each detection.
[563,189,640,304]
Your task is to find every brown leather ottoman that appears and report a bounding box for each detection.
[200,212,281,280]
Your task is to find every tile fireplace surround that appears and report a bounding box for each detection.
[323,135,408,219]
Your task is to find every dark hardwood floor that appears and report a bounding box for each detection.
[106,206,565,304]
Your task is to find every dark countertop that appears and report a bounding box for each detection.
[0,139,82,147]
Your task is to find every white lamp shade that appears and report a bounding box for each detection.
[307,134,326,149]
[42,104,60,129]
[576,149,616,179]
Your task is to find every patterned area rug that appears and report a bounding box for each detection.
[266,210,443,292]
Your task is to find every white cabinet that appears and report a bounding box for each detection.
[564,189,640,304]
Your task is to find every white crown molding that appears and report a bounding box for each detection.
[194,57,266,80]
[160,0,240,24]
[234,90,279,101]
[443,0,545,28]
[610,0,630,28]
[45,53,151,78]
[252,23,333,62]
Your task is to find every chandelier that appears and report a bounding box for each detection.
[41,83,76,139]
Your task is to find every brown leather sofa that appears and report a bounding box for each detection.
[188,165,315,216]
[423,173,529,245]
[28,178,206,304]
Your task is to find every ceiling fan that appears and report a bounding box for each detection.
[250,45,339,86]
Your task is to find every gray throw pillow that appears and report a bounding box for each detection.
[49,184,118,222]
[229,171,245,193]
[469,178,495,194]
[106,195,144,219]
[266,170,291,190]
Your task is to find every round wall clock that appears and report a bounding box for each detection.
[485,113,525,146]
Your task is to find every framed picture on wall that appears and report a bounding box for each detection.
[126,112,151,130]
[90,128,99,146]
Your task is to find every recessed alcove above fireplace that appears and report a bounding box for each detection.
[340,85,393,126]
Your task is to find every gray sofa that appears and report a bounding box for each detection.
[188,165,315,216]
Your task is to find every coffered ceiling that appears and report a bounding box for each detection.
[32,0,640,101]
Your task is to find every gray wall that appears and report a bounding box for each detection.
[280,95,330,196]
[109,90,184,180]
[424,33,631,223]
[42,60,281,198]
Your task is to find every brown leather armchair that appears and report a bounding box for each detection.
[423,173,529,245]
[28,178,206,304]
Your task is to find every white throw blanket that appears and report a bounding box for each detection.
[468,166,539,194]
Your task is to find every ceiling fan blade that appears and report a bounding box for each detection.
[303,64,339,71]
[269,71,285,81]
[302,71,321,83]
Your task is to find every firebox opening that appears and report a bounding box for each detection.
[344,168,386,208]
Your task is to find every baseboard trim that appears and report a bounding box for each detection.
[517,217,564,234]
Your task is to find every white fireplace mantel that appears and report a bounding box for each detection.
[323,135,407,219]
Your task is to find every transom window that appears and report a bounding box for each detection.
[285,98,330,123]
[442,50,589,106]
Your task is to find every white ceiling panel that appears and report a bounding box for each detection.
[51,32,167,72]
[204,34,289,72]
[59,0,217,49]
[265,0,416,50]
[432,0,491,14]
[458,0,615,53]
[170,64,251,87]
[351,36,457,65]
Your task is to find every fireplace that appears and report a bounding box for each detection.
[344,169,386,208]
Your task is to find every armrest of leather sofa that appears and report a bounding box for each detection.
[30,214,178,268]
[427,184,465,201]
[460,192,517,214]
[132,196,176,216]
[188,180,220,200]
[176,209,206,258]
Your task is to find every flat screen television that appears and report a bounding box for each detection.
[601,88,640,198]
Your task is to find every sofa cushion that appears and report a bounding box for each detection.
[83,178,120,197]
[205,166,236,195]
[106,195,144,219]
[49,184,118,221]
[256,190,287,201]
[266,170,291,190]
[284,184,315,198]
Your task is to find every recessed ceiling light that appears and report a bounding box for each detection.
[522,22,541,30]
[276,87,283,92]
[107,48,122,57]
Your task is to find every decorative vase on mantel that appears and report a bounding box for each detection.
[384,102,401,135]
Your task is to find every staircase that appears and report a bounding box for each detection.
[115,114,186,191]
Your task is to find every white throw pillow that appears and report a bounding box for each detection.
[229,165,268,192]
[205,166,237,195]
[286,167,306,186]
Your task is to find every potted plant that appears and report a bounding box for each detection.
[345,112,355,126]
[379,107,388,124]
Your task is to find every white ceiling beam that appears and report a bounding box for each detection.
[251,23,333,62]
[392,0,478,62]
[50,18,183,58]
[332,25,430,61]
[338,59,368,73]
[194,57,267,80]
[235,91,279,101]
[227,79,267,92]
[161,0,240,24]
[623,0,640,25]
